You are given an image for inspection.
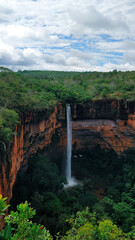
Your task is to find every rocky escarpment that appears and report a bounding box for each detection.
[59,100,135,153]
[0,104,65,200]
[72,100,133,120]
[1,100,135,200]
[72,118,135,153]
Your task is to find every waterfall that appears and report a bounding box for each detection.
[65,105,78,188]
[66,105,72,182]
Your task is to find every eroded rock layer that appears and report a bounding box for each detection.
[1,100,135,199]
[72,118,135,153]
[0,104,65,199]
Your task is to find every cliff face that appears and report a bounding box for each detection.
[60,100,135,153]
[72,100,133,120]
[1,100,135,199]
[72,118,135,153]
[0,104,65,199]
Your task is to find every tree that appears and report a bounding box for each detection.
[58,208,126,240]
[0,195,52,240]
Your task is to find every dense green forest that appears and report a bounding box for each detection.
[1,68,135,239]
[1,67,135,143]
[1,147,135,239]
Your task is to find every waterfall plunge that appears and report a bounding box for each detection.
[66,105,72,182]
[65,105,78,187]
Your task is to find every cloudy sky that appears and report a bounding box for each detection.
[0,0,135,71]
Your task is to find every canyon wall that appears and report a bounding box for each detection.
[72,118,135,153]
[1,100,135,199]
[72,100,133,120]
[0,104,65,200]
[60,100,135,153]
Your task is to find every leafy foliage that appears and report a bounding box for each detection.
[58,208,126,240]
[11,147,135,236]
[0,195,132,240]
[11,153,97,235]
[0,194,9,216]
[1,69,135,143]
[5,201,52,240]
[0,108,19,142]
[2,145,135,239]
[0,196,52,240]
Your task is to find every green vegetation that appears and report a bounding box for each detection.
[10,148,135,238]
[1,196,135,240]
[1,68,135,143]
[0,195,9,216]
[72,147,135,233]
[1,68,135,238]
[0,108,19,143]
[58,208,126,239]
[1,148,135,239]
[18,69,135,102]
[11,154,97,235]
[0,195,52,240]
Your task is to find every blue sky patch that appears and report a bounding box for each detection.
[99,34,123,42]
[107,52,123,56]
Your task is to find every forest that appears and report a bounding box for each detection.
[1,67,135,143]
[1,67,135,239]
[1,147,135,239]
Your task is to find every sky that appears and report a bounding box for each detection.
[0,0,135,72]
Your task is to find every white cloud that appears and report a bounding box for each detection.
[0,0,135,71]
[68,5,129,35]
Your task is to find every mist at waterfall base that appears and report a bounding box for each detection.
[64,105,79,188]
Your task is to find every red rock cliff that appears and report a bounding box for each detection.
[60,100,135,153]
[1,100,135,200]
[72,118,135,153]
[0,104,65,199]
